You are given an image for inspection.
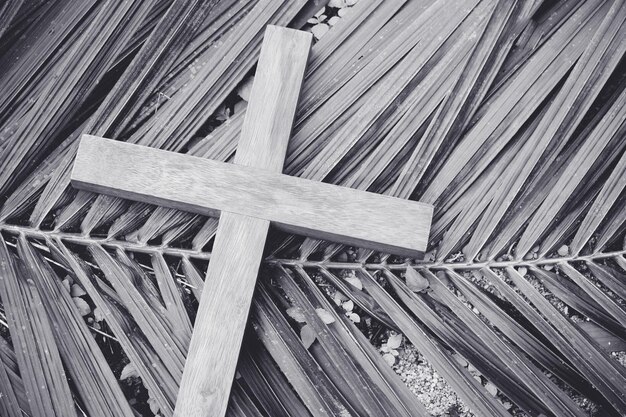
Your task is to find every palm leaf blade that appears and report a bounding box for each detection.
[1,1,625,415]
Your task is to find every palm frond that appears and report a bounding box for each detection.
[1,0,625,416]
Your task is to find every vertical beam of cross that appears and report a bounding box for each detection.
[173,26,312,417]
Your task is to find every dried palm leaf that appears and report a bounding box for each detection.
[1,0,625,416]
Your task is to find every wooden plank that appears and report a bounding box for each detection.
[234,25,312,171]
[176,213,271,416]
[173,26,311,417]
[72,135,433,256]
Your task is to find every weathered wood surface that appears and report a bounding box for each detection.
[72,135,433,256]
[174,25,311,417]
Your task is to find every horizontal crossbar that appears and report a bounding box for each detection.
[72,135,433,257]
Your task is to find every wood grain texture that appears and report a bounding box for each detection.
[72,135,433,256]
[234,25,311,170]
[172,26,311,417]
[176,212,270,417]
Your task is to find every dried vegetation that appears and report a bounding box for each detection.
[0,0,625,416]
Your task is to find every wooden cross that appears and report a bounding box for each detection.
[71,26,433,417]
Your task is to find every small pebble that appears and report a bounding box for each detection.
[328,16,341,26]
[311,23,330,40]
[338,7,352,17]
[485,381,498,396]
